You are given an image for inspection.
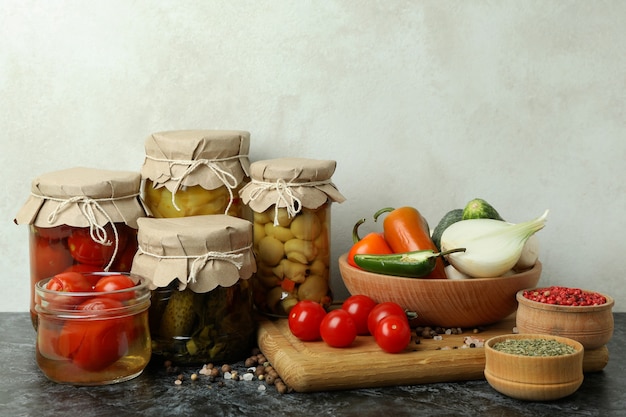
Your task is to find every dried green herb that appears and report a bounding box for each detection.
[492,338,576,356]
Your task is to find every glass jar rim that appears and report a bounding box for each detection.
[35,272,150,317]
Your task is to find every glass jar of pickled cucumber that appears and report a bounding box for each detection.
[141,130,251,219]
[14,167,147,329]
[239,158,345,316]
[131,214,256,365]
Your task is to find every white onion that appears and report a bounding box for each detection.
[440,210,549,278]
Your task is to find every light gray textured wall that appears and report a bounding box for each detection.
[2,1,624,311]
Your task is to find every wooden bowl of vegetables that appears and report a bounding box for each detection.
[516,287,614,350]
[484,333,584,401]
[338,253,541,328]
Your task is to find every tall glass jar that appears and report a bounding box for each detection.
[14,167,147,329]
[131,214,256,365]
[239,158,345,316]
[140,130,251,219]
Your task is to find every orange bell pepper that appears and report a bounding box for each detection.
[373,207,447,279]
[347,218,393,268]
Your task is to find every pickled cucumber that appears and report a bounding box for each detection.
[159,289,196,339]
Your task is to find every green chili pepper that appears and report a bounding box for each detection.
[353,248,466,278]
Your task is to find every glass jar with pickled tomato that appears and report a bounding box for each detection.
[131,214,256,365]
[14,167,147,329]
[239,158,346,316]
[141,130,251,219]
[35,272,151,385]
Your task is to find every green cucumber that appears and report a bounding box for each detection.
[159,289,196,339]
[431,208,463,251]
[462,198,504,221]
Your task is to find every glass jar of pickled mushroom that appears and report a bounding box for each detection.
[14,167,147,329]
[131,214,256,365]
[141,130,251,219]
[239,158,345,316]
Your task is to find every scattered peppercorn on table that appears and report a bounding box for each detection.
[2,312,624,416]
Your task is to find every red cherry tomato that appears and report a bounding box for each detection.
[94,274,136,301]
[56,297,132,371]
[320,309,357,348]
[67,225,128,267]
[46,271,94,292]
[341,295,377,335]
[63,264,104,287]
[288,300,327,341]
[45,272,95,308]
[367,301,407,336]
[375,314,412,353]
[31,235,74,281]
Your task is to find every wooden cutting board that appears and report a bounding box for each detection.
[257,316,609,392]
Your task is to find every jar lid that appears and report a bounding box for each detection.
[141,130,251,192]
[239,158,345,222]
[14,167,145,228]
[131,215,255,293]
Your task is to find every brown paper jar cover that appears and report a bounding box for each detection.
[239,158,346,215]
[141,130,251,192]
[14,167,145,228]
[131,215,256,293]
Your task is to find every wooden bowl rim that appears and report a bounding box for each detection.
[338,252,542,284]
[485,333,584,358]
[516,288,614,311]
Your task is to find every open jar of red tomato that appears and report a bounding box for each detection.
[35,272,151,385]
[239,158,345,316]
[131,214,256,365]
[141,130,251,219]
[14,167,147,329]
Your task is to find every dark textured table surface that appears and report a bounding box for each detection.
[1,312,624,417]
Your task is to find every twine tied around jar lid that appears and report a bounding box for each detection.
[131,215,256,292]
[42,194,135,271]
[14,167,146,272]
[135,244,251,285]
[247,178,335,226]
[239,158,346,226]
[144,154,243,214]
[141,130,251,216]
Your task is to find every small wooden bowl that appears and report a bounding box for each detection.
[484,334,584,401]
[338,253,541,328]
[516,289,614,350]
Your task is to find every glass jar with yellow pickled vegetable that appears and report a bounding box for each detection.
[239,158,345,316]
[131,214,256,365]
[141,130,251,219]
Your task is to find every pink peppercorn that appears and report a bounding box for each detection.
[523,286,607,306]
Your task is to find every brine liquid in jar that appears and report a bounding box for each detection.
[252,201,333,316]
[35,273,151,385]
[149,280,255,365]
[239,158,345,317]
